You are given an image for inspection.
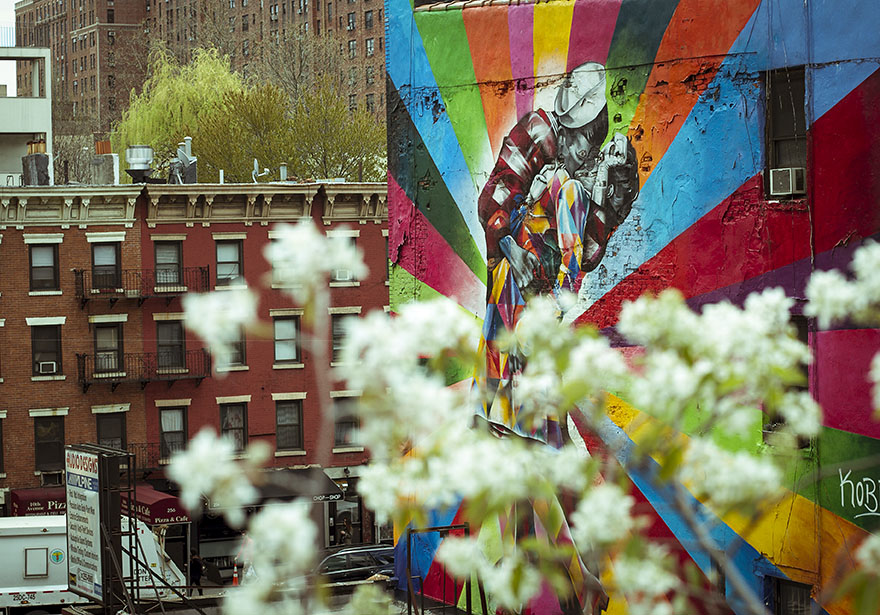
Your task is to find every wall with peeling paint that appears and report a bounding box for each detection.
[386,0,880,613]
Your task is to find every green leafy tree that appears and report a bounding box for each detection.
[110,45,244,177]
[289,75,387,182]
[196,83,295,183]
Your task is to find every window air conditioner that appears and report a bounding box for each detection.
[39,361,57,374]
[769,167,806,196]
[41,471,63,486]
[333,268,353,282]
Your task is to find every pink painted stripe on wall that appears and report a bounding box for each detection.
[815,328,880,439]
[566,0,622,70]
[508,3,535,121]
[388,175,486,316]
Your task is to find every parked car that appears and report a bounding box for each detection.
[313,544,395,585]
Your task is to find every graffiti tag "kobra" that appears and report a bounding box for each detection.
[839,469,880,518]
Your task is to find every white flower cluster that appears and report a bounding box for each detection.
[182,287,259,368]
[437,537,543,611]
[806,241,880,415]
[678,437,782,509]
[619,287,819,439]
[806,241,880,328]
[612,543,681,615]
[335,298,480,460]
[167,427,267,527]
[264,221,368,305]
[570,483,636,548]
[222,501,321,615]
[855,533,880,573]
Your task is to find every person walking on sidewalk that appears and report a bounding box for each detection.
[189,549,204,596]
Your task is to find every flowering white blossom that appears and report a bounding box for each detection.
[182,287,258,367]
[855,533,880,573]
[571,484,636,548]
[804,269,861,329]
[613,543,681,615]
[437,537,542,611]
[248,501,318,578]
[679,438,782,509]
[168,427,264,527]
[264,221,368,304]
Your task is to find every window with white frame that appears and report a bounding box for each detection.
[34,416,64,471]
[366,37,374,57]
[216,239,243,286]
[32,325,62,376]
[96,412,126,449]
[333,397,359,447]
[276,400,303,451]
[29,244,59,291]
[154,241,182,285]
[94,323,123,373]
[274,316,300,364]
[159,407,186,459]
[220,403,247,452]
[92,242,121,289]
[156,321,185,369]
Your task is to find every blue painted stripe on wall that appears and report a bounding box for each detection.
[385,0,487,261]
[595,415,829,615]
[579,50,763,308]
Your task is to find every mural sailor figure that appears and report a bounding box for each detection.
[478,61,639,440]
[475,62,639,615]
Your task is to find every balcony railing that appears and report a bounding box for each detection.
[77,349,212,391]
[73,267,210,306]
[126,441,187,471]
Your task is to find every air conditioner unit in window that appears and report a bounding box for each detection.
[769,167,806,196]
[333,268,353,282]
[39,361,57,374]
[40,471,63,486]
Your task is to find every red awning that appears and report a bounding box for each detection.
[121,485,190,525]
[10,487,67,516]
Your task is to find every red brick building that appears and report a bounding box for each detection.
[0,181,388,570]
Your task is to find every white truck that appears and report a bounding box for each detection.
[0,515,186,615]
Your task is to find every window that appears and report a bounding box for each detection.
[365,37,374,57]
[157,321,185,369]
[348,66,357,87]
[243,39,249,56]
[154,241,182,285]
[327,2,332,18]
[347,11,354,29]
[95,323,123,373]
[366,93,375,113]
[274,317,300,363]
[333,397,359,446]
[160,407,186,459]
[35,416,64,471]
[97,413,126,449]
[30,244,59,291]
[348,94,357,111]
[221,329,247,367]
[242,14,248,31]
[220,403,247,452]
[106,8,114,22]
[92,242,121,289]
[770,578,811,615]
[767,67,806,171]
[32,325,61,375]
[348,39,356,59]
[276,400,303,451]
[331,315,347,362]
[216,240,243,286]
[330,236,357,281]
[0,417,4,473]
[364,9,372,28]
[365,65,374,86]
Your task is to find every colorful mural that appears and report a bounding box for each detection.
[386,0,880,613]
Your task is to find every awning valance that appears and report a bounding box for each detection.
[121,485,190,525]
[10,487,66,516]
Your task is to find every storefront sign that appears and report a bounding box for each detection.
[65,449,102,602]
